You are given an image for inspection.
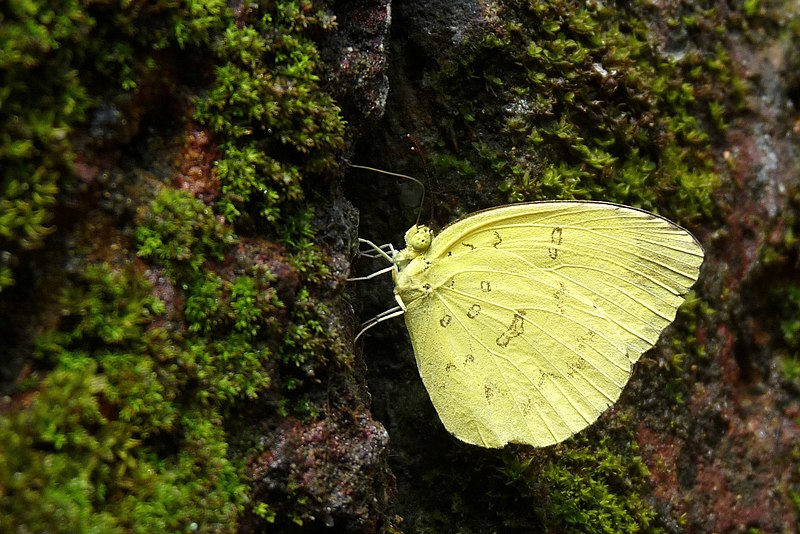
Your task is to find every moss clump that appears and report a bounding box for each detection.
[194,1,345,227]
[136,188,235,283]
[420,1,739,225]
[401,435,658,532]
[651,290,715,407]
[1,181,342,530]
[761,196,800,388]
[2,0,350,529]
[181,270,283,406]
[781,285,800,356]
[486,438,659,532]
[0,0,229,291]
[533,440,659,532]
[1,263,244,531]
[0,0,92,290]
[778,284,800,388]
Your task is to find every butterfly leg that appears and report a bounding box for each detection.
[347,265,395,281]
[358,242,396,259]
[350,238,408,340]
[357,238,396,263]
[354,305,405,341]
[347,238,399,281]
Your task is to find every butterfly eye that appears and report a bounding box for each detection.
[405,225,433,252]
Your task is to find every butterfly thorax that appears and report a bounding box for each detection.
[394,255,430,310]
[392,225,435,310]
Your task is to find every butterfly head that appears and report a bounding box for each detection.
[404,225,434,253]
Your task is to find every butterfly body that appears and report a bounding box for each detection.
[390,201,703,448]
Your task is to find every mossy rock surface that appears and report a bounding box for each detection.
[2,0,800,532]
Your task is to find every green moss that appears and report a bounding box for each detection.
[2,0,350,529]
[4,182,340,528]
[193,2,345,228]
[1,263,245,531]
[0,0,229,290]
[534,439,660,532]
[778,285,800,388]
[792,444,800,522]
[762,199,800,388]
[743,0,763,18]
[0,364,123,533]
[0,0,91,290]
[664,290,714,392]
[488,440,653,532]
[36,264,178,432]
[183,270,281,340]
[134,186,330,410]
[780,285,800,350]
[422,1,740,225]
[409,436,659,532]
[136,188,235,283]
[133,1,348,520]
[182,270,282,406]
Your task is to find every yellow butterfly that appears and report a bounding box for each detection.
[355,197,704,449]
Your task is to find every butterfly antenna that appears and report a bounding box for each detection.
[347,163,426,226]
[404,133,436,224]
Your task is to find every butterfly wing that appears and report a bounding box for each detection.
[399,201,704,448]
